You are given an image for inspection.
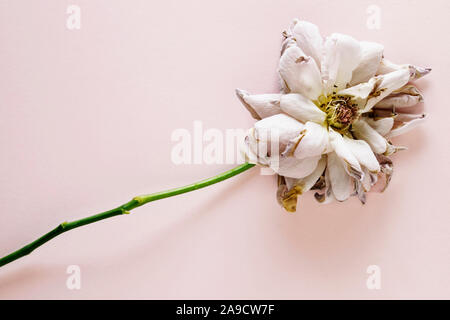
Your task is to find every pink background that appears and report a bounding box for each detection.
[0,0,449,299]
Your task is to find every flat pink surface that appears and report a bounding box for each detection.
[0,0,449,299]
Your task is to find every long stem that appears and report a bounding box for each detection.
[0,163,255,268]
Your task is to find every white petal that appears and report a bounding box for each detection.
[352,119,388,154]
[375,85,423,109]
[363,117,394,136]
[243,128,269,165]
[235,89,281,119]
[328,129,363,180]
[285,156,327,192]
[272,155,320,179]
[337,80,375,110]
[280,93,326,124]
[340,69,411,113]
[327,152,353,201]
[254,114,304,147]
[365,69,412,112]
[289,121,329,159]
[343,136,380,173]
[387,114,426,138]
[290,20,323,68]
[279,46,323,100]
[244,115,304,166]
[377,58,431,81]
[350,41,384,86]
[277,156,327,212]
[322,33,361,92]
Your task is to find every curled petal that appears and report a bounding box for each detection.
[343,136,380,173]
[235,89,281,120]
[371,155,393,192]
[254,114,304,148]
[285,156,327,192]
[338,69,410,113]
[375,85,424,109]
[279,46,323,100]
[277,175,296,212]
[387,113,426,138]
[352,119,388,154]
[281,38,297,56]
[314,166,336,204]
[363,117,394,136]
[327,152,354,201]
[243,115,304,165]
[350,41,384,86]
[377,58,431,81]
[361,167,378,192]
[271,155,320,179]
[280,93,326,124]
[279,156,327,212]
[384,142,407,156]
[354,179,366,204]
[287,121,329,159]
[243,128,269,165]
[394,112,426,123]
[322,33,361,92]
[328,129,363,180]
[289,19,324,68]
[363,69,411,112]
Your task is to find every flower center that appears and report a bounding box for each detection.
[316,93,358,132]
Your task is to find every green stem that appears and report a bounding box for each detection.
[0,163,255,268]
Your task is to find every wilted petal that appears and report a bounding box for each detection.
[377,58,431,81]
[254,114,304,147]
[343,136,380,173]
[363,117,394,136]
[276,175,297,212]
[322,33,361,92]
[327,151,354,201]
[350,41,384,86]
[242,128,269,165]
[338,69,410,112]
[371,155,393,192]
[328,129,363,180]
[271,155,320,179]
[337,81,375,110]
[279,46,323,100]
[375,85,424,109]
[280,93,326,123]
[279,156,327,212]
[354,179,366,204]
[362,69,411,112]
[285,156,327,191]
[314,166,336,204]
[384,142,407,156]
[289,19,324,68]
[387,113,426,138]
[286,121,329,159]
[361,167,377,192]
[243,114,304,165]
[235,89,281,120]
[352,119,388,154]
